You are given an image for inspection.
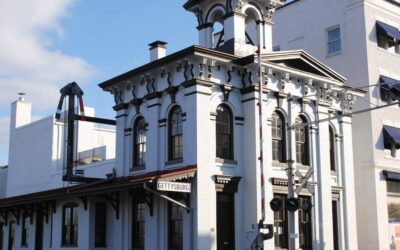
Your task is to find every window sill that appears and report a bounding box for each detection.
[331,170,338,176]
[326,50,342,58]
[215,158,237,165]
[130,166,145,172]
[165,159,183,166]
[61,245,78,248]
[296,164,311,170]
[377,47,400,56]
[272,161,288,168]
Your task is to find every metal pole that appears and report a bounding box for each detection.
[287,94,296,250]
[66,94,75,179]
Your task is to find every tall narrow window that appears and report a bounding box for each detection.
[216,105,233,160]
[132,198,145,250]
[329,126,336,172]
[94,202,107,248]
[327,26,342,55]
[295,116,309,166]
[21,214,30,247]
[273,194,288,248]
[0,223,3,250]
[133,117,147,168]
[62,203,78,246]
[169,106,183,161]
[168,202,183,250]
[8,221,15,250]
[272,112,286,163]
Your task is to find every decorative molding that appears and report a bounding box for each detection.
[219,84,233,102]
[130,98,143,114]
[214,175,242,193]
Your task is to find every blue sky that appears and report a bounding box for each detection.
[0,0,198,165]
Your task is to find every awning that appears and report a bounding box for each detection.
[0,166,197,208]
[383,170,400,181]
[376,21,400,41]
[380,75,398,89]
[383,125,400,146]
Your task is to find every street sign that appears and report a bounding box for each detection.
[295,168,314,195]
[157,181,191,193]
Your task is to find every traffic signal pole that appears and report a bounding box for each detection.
[287,94,296,250]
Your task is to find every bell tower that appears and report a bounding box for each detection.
[184,0,284,56]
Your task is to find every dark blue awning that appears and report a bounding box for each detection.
[380,75,398,89]
[383,125,400,145]
[383,170,400,181]
[376,21,400,41]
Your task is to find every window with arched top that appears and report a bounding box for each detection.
[329,126,336,172]
[169,106,183,160]
[295,116,310,166]
[133,117,147,168]
[271,112,286,162]
[244,7,261,46]
[216,104,233,160]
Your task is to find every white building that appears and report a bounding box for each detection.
[0,0,363,249]
[273,0,400,249]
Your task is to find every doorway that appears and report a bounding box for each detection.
[217,192,235,250]
[35,209,44,250]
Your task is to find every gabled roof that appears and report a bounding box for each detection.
[261,50,347,83]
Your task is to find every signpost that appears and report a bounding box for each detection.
[157,181,191,193]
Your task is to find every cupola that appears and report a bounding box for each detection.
[184,0,284,56]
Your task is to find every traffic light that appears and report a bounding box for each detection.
[302,199,312,212]
[270,198,283,212]
[287,198,299,212]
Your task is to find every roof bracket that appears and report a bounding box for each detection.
[0,209,8,225]
[21,205,34,225]
[99,191,120,220]
[144,192,154,217]
[10,207,20,225]
[79,196,88,211]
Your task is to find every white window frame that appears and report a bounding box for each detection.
[326,25,342,56]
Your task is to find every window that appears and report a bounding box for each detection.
[0,222,3,250]
[273,194,313,250]
[8,221,15,250]
[273,194,288,249]
[329,126,336,172]
[21,214,30,247]
[272,112,286,163]
[169,106,183,161]
[383,125,400,158]
[94,203,107,248]
[168,202,184,250]
[295,116,310,166]
[376,21,400,54]
[62,203,78,246]
[327,26,342,55]
[132,199,145,250]
[216,105,234,160]
[387,181,400,248]
[133,117,147,168]
[332,200,340,250]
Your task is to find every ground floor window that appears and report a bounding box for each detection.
[387,181,400,249]
[62,203,78,246]
[168,202,184,250]
[332,200,340,250]
[8,221,14,250]
[94,202,107,248]
[132,198,145,250]
[0,222,3,250]
[273,194,312,250]
[21,214,30,247]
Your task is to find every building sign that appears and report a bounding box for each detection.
[157,181,191,193]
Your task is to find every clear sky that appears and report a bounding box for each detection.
[0,0,198,165]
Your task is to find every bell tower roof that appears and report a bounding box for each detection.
[183,0,284,56]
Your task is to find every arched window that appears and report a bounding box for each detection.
[329,126,336,172]
[295,116,310,166]
[216,104,233,160]
[133,117,147,168]
[169,106,183,160]
[272,112,286,162]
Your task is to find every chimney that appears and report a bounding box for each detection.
[10,93,31,130]
[149,41,167,62]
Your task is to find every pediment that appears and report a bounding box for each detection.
[261,50,346,83]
